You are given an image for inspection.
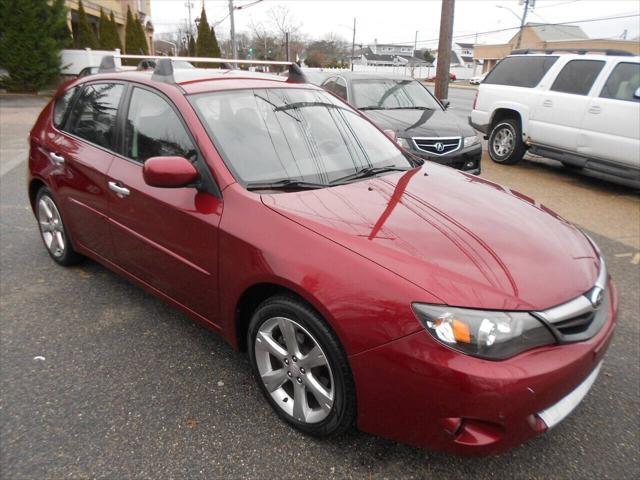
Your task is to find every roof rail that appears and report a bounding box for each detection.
[511,48,634,57]
[97,54,308,84]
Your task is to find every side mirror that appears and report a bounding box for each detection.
[634,87,640,99]
[143,156,199,188]
[383,129,397,142]
[441,99,450,109]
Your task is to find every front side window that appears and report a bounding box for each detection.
[483,56,558,88]
[53,86,79,128]
[351,79,441,110]
[600,62,640,102]
[124,87,196,163]
[66,83,124,150]
[191,88,412,185]
[551,60,605,96]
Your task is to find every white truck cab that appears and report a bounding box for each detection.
[470,49,640,188]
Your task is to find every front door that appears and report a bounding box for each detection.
[106,86,222,324]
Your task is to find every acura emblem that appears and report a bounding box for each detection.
[589,287,604,309]
[435,142,445,152]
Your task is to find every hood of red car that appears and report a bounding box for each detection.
[261,164,599,311]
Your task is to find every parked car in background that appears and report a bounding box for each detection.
[322,72,481,173]
[137,59,194,71]
[28,56,616,456]
[427,72,456,82]
[469,73,486,85]
[470,50,640,188]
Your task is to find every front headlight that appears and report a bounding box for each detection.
[463,135,479,148]
[397,137,412,149]
[412,304,555,360]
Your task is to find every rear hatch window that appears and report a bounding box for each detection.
[484,56,559,88]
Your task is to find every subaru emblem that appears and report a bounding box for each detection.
[589,287,604,309]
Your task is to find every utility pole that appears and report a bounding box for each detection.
[350,18,356,71]
[285,31,290,61]
[229,0,237,59]
[435,0,455,101]
[185,1,194,39]
[515,0,530,49]
[414,30,418,55]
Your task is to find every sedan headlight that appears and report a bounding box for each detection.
[463,135,479,148]
[397,137,412,149]
[412,304,555,360]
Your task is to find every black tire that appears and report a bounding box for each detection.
[35,187,83,266]
[488,118,526,165]
[247,295,356,437]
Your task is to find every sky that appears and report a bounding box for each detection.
[150,0,640,47]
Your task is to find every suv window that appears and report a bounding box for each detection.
[551,60,605,96]
[53,86,79,128]
[66,83,124,150]
[483,56,558,88]
[600,62,640,102]
[333,77,348,100]
[124,87,196,163]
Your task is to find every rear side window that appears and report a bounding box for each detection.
[66,83,124,150]
[551,60,605,96]
[124,87,196,163]
[483,56,558,88]
[53,86,79,128]
[600,62,640,102]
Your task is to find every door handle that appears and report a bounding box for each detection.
[588,105,602,114]
[542,99,553,107]
[108,181,130,198]
[49,152,65,164]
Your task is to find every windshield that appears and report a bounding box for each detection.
[191,88,413,186]
[351,79,442,110]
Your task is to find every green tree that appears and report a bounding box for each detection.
[124,7,147,64]
[134,14,149,55]
[210,27,221,58]
[107,11,123,51]
[98,8,109,49]
[0,0,70,91]
[75,0,97,49]
[188,35,196,56]
[49,0,72,48]
[423,50,435,64]
[194,7,219,65]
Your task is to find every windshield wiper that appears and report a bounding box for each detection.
[387,106,434,110]
[274,101,348,112]
[330,166,411,184]
[359,106,386,110]
[245,178,328,191]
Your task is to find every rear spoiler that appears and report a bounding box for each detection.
[98,54,307,84]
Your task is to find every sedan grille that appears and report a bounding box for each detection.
[412,137,461,156]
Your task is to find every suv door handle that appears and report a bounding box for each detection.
[588,105,602,114]
[108,181,130,198]
[542,99,553,107]
[49,152,65,164]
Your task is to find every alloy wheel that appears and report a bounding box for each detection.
[492,126,515,157]
[37,196,66,258]
[254,316,335,424]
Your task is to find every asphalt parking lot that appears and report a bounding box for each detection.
[1,94,638,479]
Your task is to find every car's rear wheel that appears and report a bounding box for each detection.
[488,118,526,165]
[248,295,355,437]
[35,188,82,266]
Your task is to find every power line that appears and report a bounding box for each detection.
[394,12,640,47]
[535,0,580,10]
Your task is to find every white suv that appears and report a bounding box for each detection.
[470,50,640,188]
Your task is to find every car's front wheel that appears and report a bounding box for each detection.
[248,295,356,437]
[35,187,82,266]
[488,118,526,164]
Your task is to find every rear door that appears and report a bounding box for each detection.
[49,82,125,260]
[106,85,222,323]
[580,60,640,167]
[529,59,605,152]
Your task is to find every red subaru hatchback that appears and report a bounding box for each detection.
[28,57,617,455]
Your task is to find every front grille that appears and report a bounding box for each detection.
[534,255,609,343]
[412,137,461,156]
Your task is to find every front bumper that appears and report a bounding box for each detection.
[412,143,482,174]
[349,279,617,456]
